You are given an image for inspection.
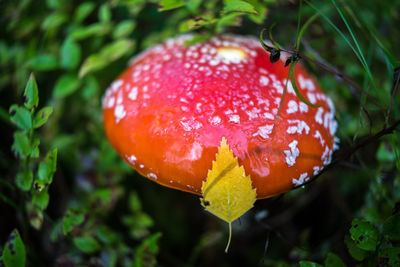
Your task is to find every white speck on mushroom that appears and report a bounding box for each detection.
[321,146,332,165]
[284,140,300,167]
[307,93,317,104]
[180,117,203,131]
[210,116,222,125]
[286,100,298,114]
[148,173,157,180]
[180,97,189,104]
[286,120,310,135]
[315,107,324,124]
[299,102,309,113]
[292,172,309,186]
[246,107,261,120]
[259,75,269,86]
[298,74,316,91]
[139,164,144,168]
[334,136,340,151]
[263,112,274,120]
[188,142,203,161]
[313,130,325,146]
[128,87,138,100]
[127,155,137,164]
[114,105,126,123]
[142,85,148,92]
[330,118,338,136]
[229,114,240,123]
[117,91,123,104]
[313,166,321,176]
[252,124,274,139]
[106,96,115,108]
[111,80,123,92]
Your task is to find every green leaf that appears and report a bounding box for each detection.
[74,2,96,23]
[16,171,33,191]
[53,74,81,98]
[289,61,321,108]
[344,235,368,261]
[99,4,112,22]
[299,261,323,267]
[185,0,202,12]
[24,73,39,109]
[112,20,136,39]
[35,149,57,191]
[9,105,32,131]
[383,214,400,241]
[41,12,68,31]
[325,253,345,267]
[26,54,59,71]
[3,229,26,267]
[73,236,100,253]
[158,0,185,11]
[378,245,400,266]
[32,191,50,210]
[33,107,53,128]
[60,38,81,70]
[63,208,85,235]
[79,39,134,77]
[12,132,31,158]
[134,233,162,267]
[70,23,110,40]
[26,203,43,229]
[350,219,379,251]
[222,0,258,15]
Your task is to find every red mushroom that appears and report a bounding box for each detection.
[102,35,337,200]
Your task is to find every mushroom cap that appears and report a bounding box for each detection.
[102,35,337,199]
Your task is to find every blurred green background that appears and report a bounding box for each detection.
[1,0,399,266]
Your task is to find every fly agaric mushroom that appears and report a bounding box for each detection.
[102,35,337,200]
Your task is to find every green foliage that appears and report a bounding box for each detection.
[3,230,26,267]
[1,0,399,266]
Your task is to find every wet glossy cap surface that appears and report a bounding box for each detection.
[102,35,337,199]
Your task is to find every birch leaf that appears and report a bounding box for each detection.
[201,137,256,222]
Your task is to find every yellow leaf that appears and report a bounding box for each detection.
[201,137,256,222]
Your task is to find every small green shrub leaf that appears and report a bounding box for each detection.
[12,132,31,158]
[378,245,400,266]
[16,171,33,191]
[325,252,345,267]
[99,4,112,22]
[70,23,110,40]
[74,2,96,23]
[134,233,162,267]
[383,214,400,241]
[61,38,81,70]
[9,105,32,131]
[33,107,53,128]
[3,229,26,267]
[35,149,57,191]
[53,74,81,98]
[158,0,185,11]
[73,236,100,253]
[32,191,50,210]
[222,0,258,15]
[26,54,59,71]
[344,235,367,261]
[350,219,379,251]
[299,261,323,267]
[24,73,39,109]
[113,20,136,39]
[79,39,134,77]
[63,208,85,235]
